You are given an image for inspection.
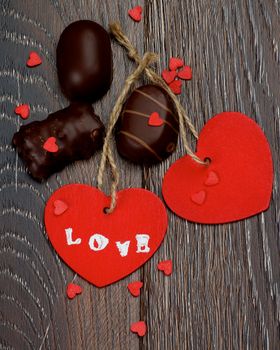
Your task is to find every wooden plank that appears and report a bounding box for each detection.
[142,0,280,349]
[0,0,144,349]
[0,0,279,349]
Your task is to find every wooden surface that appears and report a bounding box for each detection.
[0,0,279,349]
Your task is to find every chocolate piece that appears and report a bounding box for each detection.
[13,103,104,181]
[56,20,113,102]
[116,85,179,164]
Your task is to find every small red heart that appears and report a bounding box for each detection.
[130,321,147,337]
[205,171,219,186]
[162,69,177,84]
[43,137,59,153]
[66,283,83,299]
[128,6,142,22]
[169,57,184,71]
[54,200,68,216]
[157,259,172,276]
[168,80,182,95]
[177,65,192,80]
[191,190,206,205]
[14,104,30,119]
[127,281,143,297]
[26,51,42,67]
[148,112,164,127]
[163,112,273,223]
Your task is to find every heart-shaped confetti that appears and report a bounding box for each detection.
[169,57,184,71]
[204,171,219,186]
[54,200,68,216]
[66,283,83,299]
[26,51,42,67]
[43,137,59,153]
[45,185,167,287]
[157,259,172,276]
[162,112,273,223]
[130,321,147,337]
[128,6,142,22]
[168,80,182,95]
[127,281,143,297]
[148,112,164,127]
[191,190,206,205]
[14,104,30,119]
[162,69,177,84]
[177,65,192,80]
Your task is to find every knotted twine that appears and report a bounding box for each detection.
[97,22,206,214]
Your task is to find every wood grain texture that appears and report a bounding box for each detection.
[0,0,279,349]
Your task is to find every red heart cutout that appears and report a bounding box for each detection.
[127,281,143,297]
[43,137,59,153]
[162,69,177,84]
[162,112,273,224]
[66,283,82,299]
[54,200,68,216]
[169,57,184,71]
[128,6,142,22]
[157,259,172,276]
[177,65,192,80]
[26,51,42,67]
[130,321,147,336]
[45,185,167,287]
[191,190,206,205]
[168,80,182,95]
[148,112,164,127]
[204,171,219,186]
[14,104,30,119]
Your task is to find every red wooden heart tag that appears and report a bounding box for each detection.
[45,185,168,287]
[162,112,273,224]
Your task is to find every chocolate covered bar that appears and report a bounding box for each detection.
[13,103,104,181]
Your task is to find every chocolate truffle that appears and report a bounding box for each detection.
[56,20,113,102]
[116,85,179,164]
[13,103,104,181]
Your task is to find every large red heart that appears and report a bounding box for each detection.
[45,185,167,287]
[162,112,273,224]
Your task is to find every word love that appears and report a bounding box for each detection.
[45,185,168,286]
[65,228,151,257]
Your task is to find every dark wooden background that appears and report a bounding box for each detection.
[0,0,279,349]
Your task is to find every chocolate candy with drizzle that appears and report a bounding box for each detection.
[13,103,104,181]
[116,84,179,164]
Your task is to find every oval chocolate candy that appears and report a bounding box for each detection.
[116,84,179,164]
[56,20,113,103]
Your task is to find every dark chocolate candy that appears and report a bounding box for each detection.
[13,103,104,181]
[56,20,113,102]
[116,85,179,164]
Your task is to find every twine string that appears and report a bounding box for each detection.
[109,22,206,164]
[97,52,158,213]
[97,23,206,213]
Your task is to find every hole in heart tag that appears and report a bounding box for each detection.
[162,112,273,224]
